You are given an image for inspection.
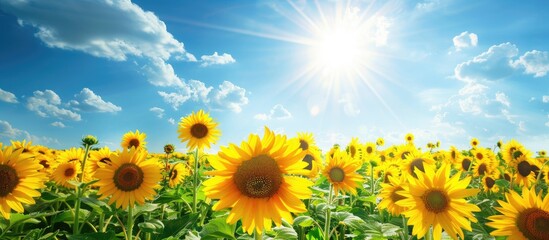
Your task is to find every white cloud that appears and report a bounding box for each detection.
[458,82,488,95]
[158,90,190,110]
[495,92,510,107]
[512,50,549,77]
[455,42,519,81]
[210,81,249,113]
[458,95,484,115]
[518,121,526,132]
[0,88,18,103]
[415,0,441,12]
[453,31,478,51]
[188,80,213,102]
[149,107,164,118]
[254,104,292,120]
[200,52,236,67]
[26,90,81,121]
[168,118,176,125]
[1,0,195,87]
[51,121,66,128]
[0,120,59,146]
[71,88,121,112]
[543,95,549,103]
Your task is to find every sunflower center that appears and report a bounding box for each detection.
[504,173,512,182]
[478,163,487,175]
[100,157,112,165]
[302,154,314,170]
[476,152,484,160]
[129,139,140,148]
[366,146,373,154]
[461,158,471,171]
[299,140,309,151]
[191,123,208,139]
[422,189,449,213]
[64,167,75,177]
[390,186,405,202]
[39,160,50,169]
[517,208,549,240]
[0,165,19,197]
[329,167,345,183]
[513,150,524,160]
[401,151,410,160]
[170,169,178,180]
[409,158,425,178]
[384,172,392,183]
[114,163,144,192]
[451,151,456,160]
[233,154,282,198]
[518,161,531,177]
[485,177,495,188]
[350,146,356,158]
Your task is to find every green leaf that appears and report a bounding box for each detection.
[133,203,159,218]
[138,219,164,234]
[380,223,400,238]
[154,192,183,204]
[293,216,315,228]
[200,217,237,240]
[80,197,111,214]
[152,213,199,240]
[40,191,66,202]
[358,195,377,204]
[271,225,297,240]
[495,179,509,188]
[305,227,322,240]
[52,209,90,224]
[23,228,44,240]
[67,231,116,240]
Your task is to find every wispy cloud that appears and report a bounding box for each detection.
[70,88,121,113]
[254,104,292,120]
[200,52,236,67]
[26,89,82,121]
[1,119,60,146]
[455,42,518,81]
[149,107,165,118]
[453,31,478,51]
[0,88,18,103]
[512,50,549,77]
[51,121,66,128]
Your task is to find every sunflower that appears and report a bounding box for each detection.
[393,144,419,161]
[401,151,435,178]
[0,147,47,219]
[513,155,538,188]
[302,146,323,179]
[404,133,414,145]
[376,137,385,146]
[481,175,499,193]
[378,175,408,216]
[323,150,364,196]
[178,110,220,150]
[501,139,527,167]
[397,164,480,240]
[88,147,114,173]
[203,127,312,235]
[455,155,473,173]
[10,140,38,156]
[379,160,401,183]
[470,137,480,149]
[471,147,497,177]
[168,162,189,188]
[51,161,81,188]
[95,147,162,210]
[121,130,147,150]
[538,150,547,157]
[164,144,175,155]
[445,146,462,164]
[346,137,363,161]
[296,132,315,152]
[487,187,549,240]
[363,142,377,158]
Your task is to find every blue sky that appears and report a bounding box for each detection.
[0,0,548,153]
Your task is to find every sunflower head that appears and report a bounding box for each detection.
[168,163,189,188]
[203,127,312,235]
[470,138,480,148]
[0,146,47,219]
[81,135,99,146]
[95,147,162,210]
[404,133,414,145]
[178,110,221,150]
[296,132,315,152]
[163,144,175,154]
[121,130,147,150]
[322,150,364,196]
[376,137,385,146]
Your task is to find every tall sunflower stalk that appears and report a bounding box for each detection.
[73,135,98,235]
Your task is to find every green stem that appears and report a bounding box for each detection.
[402,216,408,239]
[192,148,199,213]
[73,144,92,235]
[98,213,105,233]
[535,160,549,188]
[425,226,433,240]
[127,205,134,240]
[370,163,375,213]
[254,229,263,240]
[324,184,334,240]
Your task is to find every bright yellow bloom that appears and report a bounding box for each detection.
[168,162,190,188]
[401,151,435,178]
[0,147,47,219]
[323,150,364,196]
[487,187,549,240]
[121,130,147,150]
[178,110,220,150]
[397,164,480,240]
[378,175,408,216]
[470,137,480,148]
[95,147,162,210]
[51,161,80,188]
[346,137,363,160]
[404,133,414,145]
[203,127,312,235]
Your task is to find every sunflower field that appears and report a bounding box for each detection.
[0,110,548,240]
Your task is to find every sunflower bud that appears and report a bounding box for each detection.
[164,144,175,154]
[82,135,98,146]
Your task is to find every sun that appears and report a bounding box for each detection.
[312,25,361,73]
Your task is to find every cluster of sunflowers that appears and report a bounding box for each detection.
[0,110,548,240]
